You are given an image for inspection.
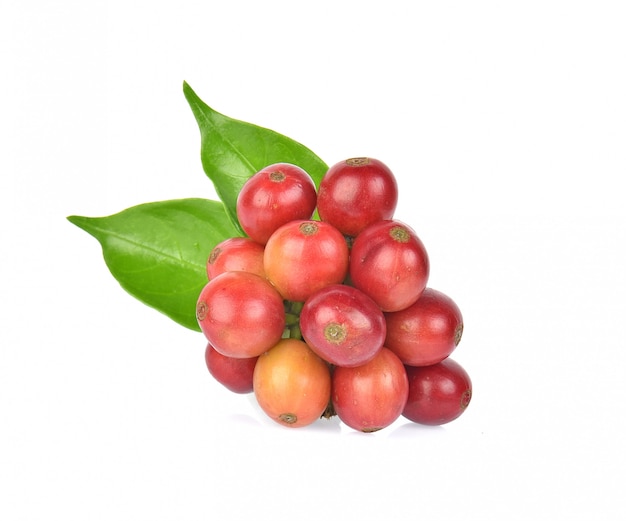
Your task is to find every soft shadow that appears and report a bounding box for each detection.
[306,415,343,434]
[386,421,447,439]
[225,413,263,428]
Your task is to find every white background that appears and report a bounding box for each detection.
[2,1,625,519]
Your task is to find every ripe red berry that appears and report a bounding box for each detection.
[332,347,409,433]
[385,288,464,366]
[300,284,385,367]
[196,271,285,358]
[317,157,398,237]
[205,343,258,394]
[206,236,265,280]
[349,219,429,312]
[236,163,317,244]
[402,358,472,426]
[264,220,349,302]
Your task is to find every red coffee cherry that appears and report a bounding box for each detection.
[264,220,349,302]
[385,288,464,366]
[236,163,317,244]
[300,284,385,367]
[332,347,409,433]
[206,236,265,280]
[403,358,472,425]
[317,157,398,237]
[349,219,429,312]
[205,343,258,394]
[196,271,285,358]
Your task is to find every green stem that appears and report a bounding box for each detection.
[288,301,304,314]
[289,323,302,340]
[285,312,300,326]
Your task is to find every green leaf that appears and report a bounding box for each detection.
[68,198,240,331]
[183,81,328,232]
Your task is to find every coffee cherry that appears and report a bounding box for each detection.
[196,271,285,358]
[349,219,430,312]
[332,347,409,433]
[402,358,472,425]
[206,236,265,280]
[253,338,331,428]
[317,157,398,237]
[264,220,349,302]
[385,288,464,366]
[236,163,317,244]
[300,284,385,367]
[205,343,258,394]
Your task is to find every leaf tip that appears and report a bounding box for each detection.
[67,214,97,237]
[182,80,198,103]
[66,214,82,226]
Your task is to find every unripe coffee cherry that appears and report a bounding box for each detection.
[253,339,331,428]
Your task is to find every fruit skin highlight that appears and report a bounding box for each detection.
[402,358,472,426]
[253,339,332,428]
[317,157,398,237]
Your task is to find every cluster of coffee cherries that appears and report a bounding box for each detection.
[197,158,472,432]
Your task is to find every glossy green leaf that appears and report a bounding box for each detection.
[67,198,240,331]
[183,81,328,232]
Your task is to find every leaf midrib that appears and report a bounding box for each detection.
[84,222,205,273]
